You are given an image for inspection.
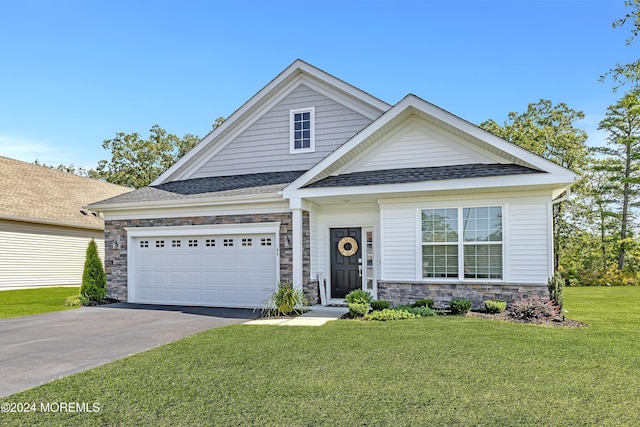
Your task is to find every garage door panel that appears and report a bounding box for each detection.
[133,232,277,307]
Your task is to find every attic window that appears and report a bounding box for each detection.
[290,107,315,154]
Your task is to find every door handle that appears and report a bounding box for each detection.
[358,258,362,277]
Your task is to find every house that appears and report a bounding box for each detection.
[0,156,132,289]
[88,60,575,309]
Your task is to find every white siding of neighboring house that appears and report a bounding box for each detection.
[0,219,105,289]
[379,191,553,285]
[191,83,374,178]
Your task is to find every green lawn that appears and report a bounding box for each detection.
[1,287,639,426]
[0,286,81,319]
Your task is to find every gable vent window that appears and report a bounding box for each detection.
[290,107,315,153]
[172,240,181,248]
[206,239,215,247]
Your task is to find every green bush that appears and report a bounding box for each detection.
[348,302,371,317]
[548,274,565,307]
[509,295,561,321]
[370,299,390,311]
[412,298,434,308]
[81,238,107,302]
[65,295,88,307]
[483,299,507,314]
[345,289,373,304]
[576,265,639,286]
[396,305,437,317]
[364,308,417,321]
[263,282,308,317]
[449,299,471,315]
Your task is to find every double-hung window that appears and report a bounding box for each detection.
[421,206,503,280]
[290,107,315,153]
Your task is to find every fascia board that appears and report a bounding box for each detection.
[0,214,103,231]
[283,173,575,200]
[125,222,282,237]
[89,192,284,213]
[152,60,390,185]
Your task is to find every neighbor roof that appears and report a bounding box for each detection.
[0,156,132,230]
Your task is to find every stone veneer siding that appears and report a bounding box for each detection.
[104,212,311,302]
[377,282,548,310]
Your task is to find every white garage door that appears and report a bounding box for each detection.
[132,233,277,308]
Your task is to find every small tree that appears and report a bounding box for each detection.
[548,274,565,308]
[81,238,107,302]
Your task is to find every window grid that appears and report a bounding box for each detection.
[223,239,233,247]
[206,239,215,247]
[261,238,272,246]
[421,207,503,280]
[188,239,198,248]
[242,238,252,247]
[155,240,165,248]
[172,240,181,248]
[290,108,314,153]
[140,240,149,248]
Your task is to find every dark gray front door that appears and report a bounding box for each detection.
[330,228,362,299]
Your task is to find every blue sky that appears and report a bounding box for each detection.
[0,0,634,169]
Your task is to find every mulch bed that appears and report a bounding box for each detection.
[468,310,588,329]
[84,298,121,306]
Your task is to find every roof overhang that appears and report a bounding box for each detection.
[0,214,104,231]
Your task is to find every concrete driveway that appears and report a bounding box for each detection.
[0,303,257,397]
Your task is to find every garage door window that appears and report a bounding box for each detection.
[261,238,272,246]
[189,239,198,247]
[206,239,216,247]
[155,240,165,248]
[242,238,252,247]
[140,240,149,248]
[172,240,181,247]
[224,239,233,247]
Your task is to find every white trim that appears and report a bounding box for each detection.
[289,107,316,154]
[102,204,289,221]
[548,201,555,278]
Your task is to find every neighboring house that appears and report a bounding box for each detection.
[0,156,132,289]
[89,60,575,309]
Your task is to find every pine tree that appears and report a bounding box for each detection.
[81,238,107,301]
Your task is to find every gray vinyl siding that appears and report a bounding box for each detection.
[191,84,373,178]
[0,219,105,289]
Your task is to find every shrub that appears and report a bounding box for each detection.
[509,295,561,321]
[449,299,471,315]
[345,289,373,304]
[412,298,434,308]
[547,274,565,307]
[348,302,371,317]
[65,295,88,307]
[81,238,107,302]
[263,282,308,317]
[406,306,437,317]
[364,308,417,321]
[370,299,390,311]
[484,299,507,314]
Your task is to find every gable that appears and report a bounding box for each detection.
[189,83,374,179]
[154,60,390,184]
[343,119,501,174]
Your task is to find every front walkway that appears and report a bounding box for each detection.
[244,305,348,326]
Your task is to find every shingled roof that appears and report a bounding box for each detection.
[0,156,132,229]
[304,164,544,188]
[91,170,306,206]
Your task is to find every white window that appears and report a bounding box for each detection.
[172,240,181,248]
[206,239,215,247]
[188,239,198,247]
[261,238,272,246]
[242,238,252,247]
[155,240,165,248]
[224,239,234,247]
[290,107,315,153]
[421,206,503,280]
[140,240,149,248]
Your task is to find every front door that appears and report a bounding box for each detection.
[330,228,362,299]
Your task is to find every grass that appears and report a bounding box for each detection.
[1,287,639,426]
[0,286,81,319]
